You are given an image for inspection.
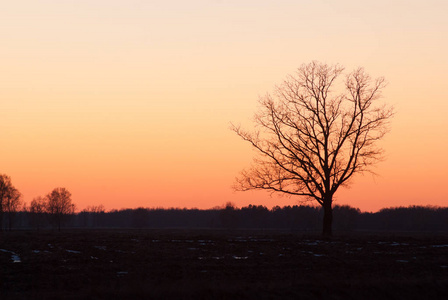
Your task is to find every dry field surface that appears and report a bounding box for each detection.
[1,229,447,299]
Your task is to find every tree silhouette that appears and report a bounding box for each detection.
[30,196,47,230]
[232,61,393,236]
[4,186,22,230]
[0,174,21,231]
[80,205,106,227]
[219,202,239,228]
[46,187,75,231]
[0,175,12,230]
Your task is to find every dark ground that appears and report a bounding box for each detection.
[1,229,447,299]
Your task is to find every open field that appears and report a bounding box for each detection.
[1,229,448,299]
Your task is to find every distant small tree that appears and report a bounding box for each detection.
[30,196,47,230]
[83,205,105,214]
[220,202,239,228]
[0,175,12,230]
[81,205,106,227]
[0,174,22,231]
[46,187,75,231]
[4,186,22,230]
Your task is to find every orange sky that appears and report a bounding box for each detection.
[1,0,447,212]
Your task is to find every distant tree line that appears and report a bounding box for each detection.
[0,174,74,231]
[1,172,447,232]
[5,203,448,232]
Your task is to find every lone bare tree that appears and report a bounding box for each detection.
[232,61,393,236]
[46,187,75,231]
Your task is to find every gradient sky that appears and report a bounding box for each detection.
[1,0,447,212]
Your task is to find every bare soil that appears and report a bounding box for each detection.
[1,229,447,299]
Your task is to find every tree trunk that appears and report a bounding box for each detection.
[322,200,333,237]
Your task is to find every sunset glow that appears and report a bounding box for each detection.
[1,0,447,212]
